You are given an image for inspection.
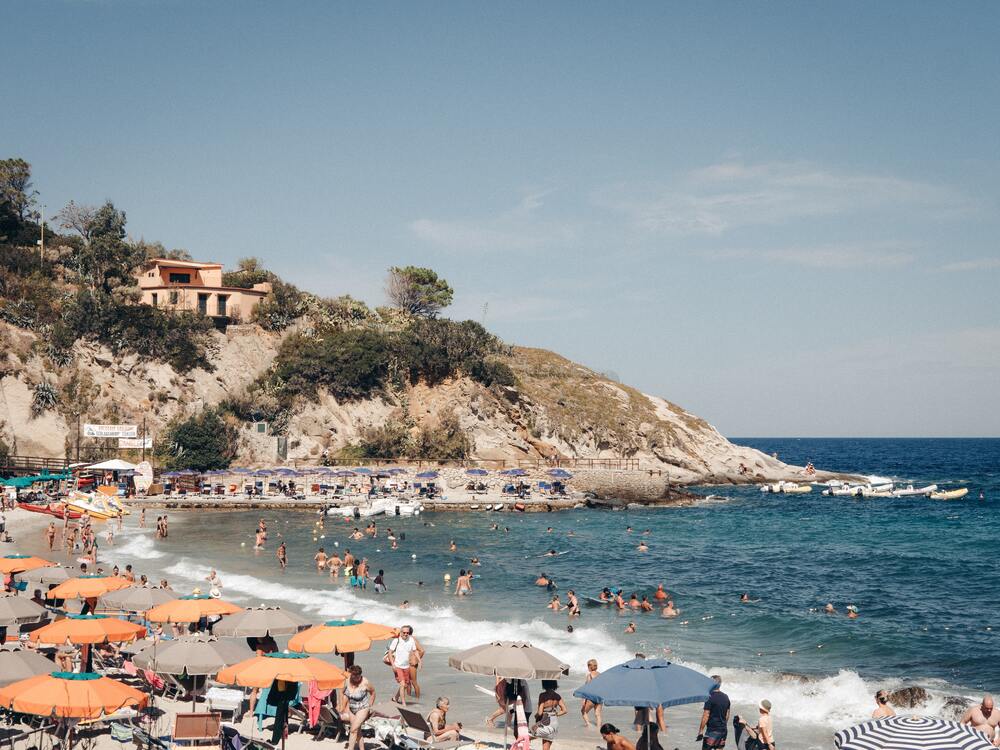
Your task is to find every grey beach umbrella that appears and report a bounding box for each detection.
[212,606,311,638]
[0,647,58,687]
[447,640,569,680]
[0,593,48,626]
[133,635,249,675]
[100,586,178,613]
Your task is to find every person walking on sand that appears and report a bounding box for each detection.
[581,659,602,729]
[339,665,375,750]
[45,522,57,550]
[387,625,420,705]
[276,542,287,570]
[872,690,895,719]
[532,680,568,750]
[697,676,730,750]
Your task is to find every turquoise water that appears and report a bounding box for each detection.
[41,438,999,738]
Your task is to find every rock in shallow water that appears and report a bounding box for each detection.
[887,686,929,707]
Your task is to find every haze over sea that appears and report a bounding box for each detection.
[53,438,997,748]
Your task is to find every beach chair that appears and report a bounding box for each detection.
[396,707,468,749]
[205,686,245,721]
[172,712,221,746]
[220,723,276,750]
[130,722,174,750]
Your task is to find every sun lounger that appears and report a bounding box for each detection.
[130,722,174,750]
[205,686,246,720]
[172,712,222,746]
[0,721,56,750]
[220,723,276,750]
[396,707,468,749]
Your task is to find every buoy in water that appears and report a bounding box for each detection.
[411,554,417,559]
[241,542,246,547]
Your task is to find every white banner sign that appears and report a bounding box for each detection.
[119,437,153,449]
[84,424,137,439]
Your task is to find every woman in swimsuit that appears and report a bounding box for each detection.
[339,665,375,750]
[581,659,603,728]
[532,680,568,750]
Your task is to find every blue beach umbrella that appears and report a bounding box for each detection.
[501,468,527,477]
[466,468,489,476]
[415,471,438,479]
[387,467,408,475]
[547,469,573,479]
[352,467,374,475]
[573,658,717,708]
[161,471,181,478]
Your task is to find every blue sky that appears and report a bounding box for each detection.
[5,1,999,436]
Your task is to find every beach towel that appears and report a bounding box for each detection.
[306,680,333,727]
[143,669,165,690]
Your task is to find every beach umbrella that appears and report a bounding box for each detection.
[834,715,994,750]
[466,468,489,476]
[352,467,373,475]
[415,471,439,479]
[448,641,569,680]
[21,565,71,585]
[161,471,181,478]
[500,468,527,477]
[133,635,249,675]
[252,469,272,477]
[99,586,178,614]
[215,652,346,690]
[29,614,146,646]
[0,671,148,719]
[230,467,252,474]
[46,575,132,601]
[573,658,715,708]
[547,469,573,479]
[333,470,356,478]
[0,594,49,626]
[0,554,55,575]
[288,618,396,655]
[387,467,408,475]
[146,593,242,624]
[213,606,312,638]
[0,648,58,687]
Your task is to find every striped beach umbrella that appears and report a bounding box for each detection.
[834,716,994,750]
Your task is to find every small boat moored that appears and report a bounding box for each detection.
[929,488,969,501]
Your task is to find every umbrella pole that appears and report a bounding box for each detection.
[503,697,509,750]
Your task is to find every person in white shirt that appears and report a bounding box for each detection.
[387,625,422,705]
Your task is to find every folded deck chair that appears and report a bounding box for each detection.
[396,707,468,749]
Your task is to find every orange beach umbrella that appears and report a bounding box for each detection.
[46,575,132,600]
[146,594,242,624]
[288,618,396,654]
[0,671,148,719]
[29,614,146,645]
[216,652,346,690]
[0,554,55,575]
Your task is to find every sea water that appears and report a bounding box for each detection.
[26,438,999,749]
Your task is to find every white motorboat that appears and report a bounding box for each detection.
[890,484,937,497]
[761,481,811,495]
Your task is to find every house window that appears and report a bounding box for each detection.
[169,290,179,305]
[217,295,229,317]
[198,293,209,315]
[168,272,191,284]
[151,293,158,307]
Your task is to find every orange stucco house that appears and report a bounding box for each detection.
[136,258,271,320]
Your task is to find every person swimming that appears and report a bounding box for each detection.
[654,584,667,600]
[661,600,679,618]
[637,541,648,552]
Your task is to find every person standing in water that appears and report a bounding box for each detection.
[872,690,895,719]
[455,569,473,596]
[276,542,287,570]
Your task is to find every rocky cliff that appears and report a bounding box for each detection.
[0,319,814,485]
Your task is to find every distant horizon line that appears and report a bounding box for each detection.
[729,436,1000,440]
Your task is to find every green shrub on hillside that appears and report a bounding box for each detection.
[253,279,307,331]
[271,329,391,401]
[413,411,470,459]
[156,408,237,471]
